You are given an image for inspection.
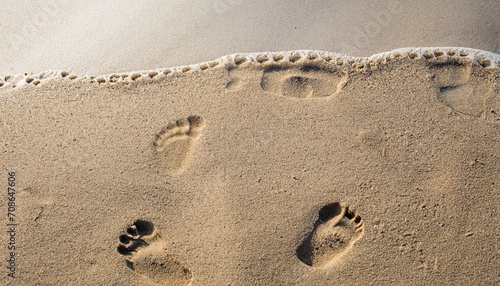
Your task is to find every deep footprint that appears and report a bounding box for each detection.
[260,67,348,99]
[153,116,204,173]
[117,220,192,286]
[296,203,364,268]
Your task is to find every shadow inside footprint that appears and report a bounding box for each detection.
[296,203,364,268]
[117,220,192,286]
[117,220,155,256]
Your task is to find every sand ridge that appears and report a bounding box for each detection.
[0,48,499,285]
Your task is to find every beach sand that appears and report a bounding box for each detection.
[1,1,500,285]
[0,48,499,285]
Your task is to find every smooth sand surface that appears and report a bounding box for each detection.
[0,48,499,285]
[0,0,499,75]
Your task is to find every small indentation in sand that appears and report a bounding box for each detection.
[322,54,332,62]
[273,54,284,62]
[117,220,192,286]
[153,116,204,174]
[289,52,302,63]
[422,51,434,60]
[130,73,141,81]
[296,203,364,268]
[234,55,247,65]
[307,52,318,60]
[434,50,444,57]
[256,54,269,63]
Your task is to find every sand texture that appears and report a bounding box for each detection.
[0,48,499,285]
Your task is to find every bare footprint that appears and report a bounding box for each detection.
[153,116,204,174]
[260,67,348,99]
[296,203,364,268]
[117,220,192,286]
[430,60,495,117]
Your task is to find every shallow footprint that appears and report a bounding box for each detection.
[117,220,192,286]
[296,203,364,268]
[260,67,347,99]
[153,116,204,174]
[437,84,494,117]
[430,60,495,117]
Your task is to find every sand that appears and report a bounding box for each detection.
[1,1,500,285]
[0,48,499,285]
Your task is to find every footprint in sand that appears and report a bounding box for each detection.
[153,116,204,174]
[430,60,496,117]
[260,67,348,99]
[296,203,364,268]
[117,220,192,286]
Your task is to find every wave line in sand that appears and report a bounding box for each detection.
[0,47,498,89]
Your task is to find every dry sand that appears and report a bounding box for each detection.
[1,1,500,285]
[0,48,499,285]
